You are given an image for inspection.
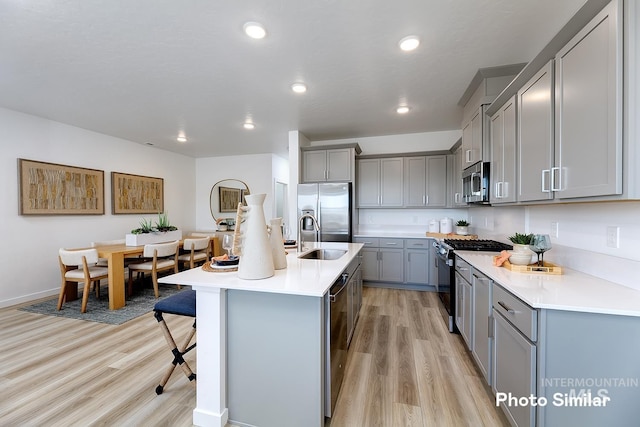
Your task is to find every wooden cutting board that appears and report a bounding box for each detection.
[426,232,479,240]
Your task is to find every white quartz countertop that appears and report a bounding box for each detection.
[158,242,363,297]
[456,251,640,317]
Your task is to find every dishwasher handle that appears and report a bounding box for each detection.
[329,280,348,303]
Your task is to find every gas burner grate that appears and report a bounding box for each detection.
[443,239,513,252]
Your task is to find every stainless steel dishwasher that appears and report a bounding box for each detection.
[325,272,349,418]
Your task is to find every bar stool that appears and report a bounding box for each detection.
[153,289,196,394]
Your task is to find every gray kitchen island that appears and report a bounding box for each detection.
[159,242,363,427]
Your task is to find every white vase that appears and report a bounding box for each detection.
[456,225,469,235]
[268,217,287,270]
[234,194,275,280]
[509,244,534,265]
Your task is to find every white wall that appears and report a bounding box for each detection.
[0,107,195,307]
[195,153,282,231]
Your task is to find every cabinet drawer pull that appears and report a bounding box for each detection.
[498,301,516,314]
[385,242,398,245]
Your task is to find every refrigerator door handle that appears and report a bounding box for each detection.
[317,199,322,242]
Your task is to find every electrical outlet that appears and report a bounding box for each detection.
[551,222,559,238]
[606,226,620,248]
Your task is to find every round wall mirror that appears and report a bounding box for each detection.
[209,179,250,228]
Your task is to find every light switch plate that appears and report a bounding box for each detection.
[551,222,559,238]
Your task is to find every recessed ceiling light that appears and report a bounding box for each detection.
[244,22,266,39]
[291,82,307,93]
[177,135,187,143]
[243,122,255,130]
[396,106,411,114]
[399,35,420,52]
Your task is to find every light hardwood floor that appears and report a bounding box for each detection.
[0,287,508,426]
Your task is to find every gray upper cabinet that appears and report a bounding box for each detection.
[357,158,403,207]
[490,96,517,204]
[461,106,489,168]
[517,61,555,202]
[554,0,621,199]
[451,146,466,206]
[302,148,353,182]
[403,156,447,208]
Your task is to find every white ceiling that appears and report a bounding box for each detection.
[0,0,586,158]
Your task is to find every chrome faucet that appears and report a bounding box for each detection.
[298,214,320,252]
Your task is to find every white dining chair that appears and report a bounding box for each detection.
[178,237,210,270]
[127,240,180,298]
[58,248,109,313]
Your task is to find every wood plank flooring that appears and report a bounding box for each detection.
[0,288,508,426]
[329,287,510,427]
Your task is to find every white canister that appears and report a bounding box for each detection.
[440,217,453,234]
[428,219,439,233]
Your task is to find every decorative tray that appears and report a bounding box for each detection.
[202,262,238,273]
[213,255,239,266]
[495,257,563,275]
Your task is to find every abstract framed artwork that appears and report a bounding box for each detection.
[111,172,164,214]
[18,158,105,215]
[219,186,242,212]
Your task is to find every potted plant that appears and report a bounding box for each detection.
[507,232,534,265]
[455,220,470,235]
[125,212,182,246]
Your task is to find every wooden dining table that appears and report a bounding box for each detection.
[62,236,221,310]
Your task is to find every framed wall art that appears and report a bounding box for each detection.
[18,158,105,215]
[111,172,164,214]
[219,186,242,212]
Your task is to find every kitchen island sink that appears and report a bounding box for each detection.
[298,248,347,260]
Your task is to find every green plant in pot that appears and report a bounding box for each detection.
[155,212,178,232]
[455,220,470,235]
[131,218,155,235]
[507,232,535,265]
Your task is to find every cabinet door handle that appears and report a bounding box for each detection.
[422,195,426,204]
[541,169,551,193]
[498,301,516,314]
[551,167,561,192]
[454,193,460,203]
[488,316,494,338]
[425,195,429,205]
[466,149,472,163]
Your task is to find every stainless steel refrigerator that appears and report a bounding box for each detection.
[298,182,352,243]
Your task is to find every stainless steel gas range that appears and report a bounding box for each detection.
[433,239,512,332]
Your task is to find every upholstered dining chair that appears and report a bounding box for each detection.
[178,237,210,270]
[127,240,180,298]
[58,248,109,313]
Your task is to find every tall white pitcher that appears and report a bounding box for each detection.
[232,193,275,280]
[268,217,287,270]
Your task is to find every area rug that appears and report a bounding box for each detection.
[19,284,189,325]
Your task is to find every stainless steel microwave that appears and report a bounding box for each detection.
[462,162,490,204]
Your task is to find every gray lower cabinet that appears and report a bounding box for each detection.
[354,237,404,283]
[404,239,430,285]
[472,270,492,385]
[493,308,536,427]
[455,271,472,349]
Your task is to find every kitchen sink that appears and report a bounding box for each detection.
[298,249,347,260]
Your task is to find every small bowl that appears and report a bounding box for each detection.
[215,255,239,266]
[509,252,533,265]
